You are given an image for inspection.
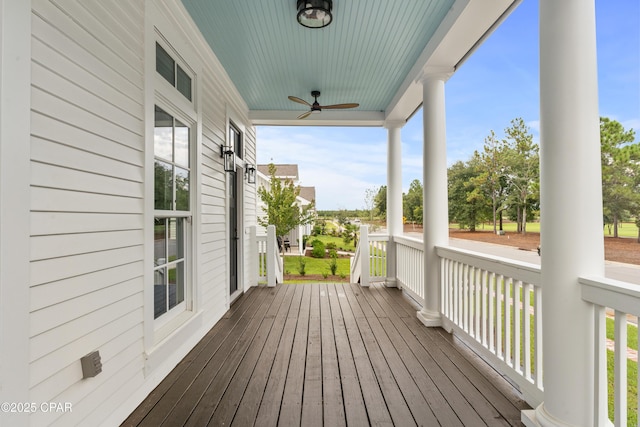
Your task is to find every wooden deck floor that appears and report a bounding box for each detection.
[123,283,529,426]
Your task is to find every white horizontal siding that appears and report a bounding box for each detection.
[25,0,257,424]
[29,0,146,421]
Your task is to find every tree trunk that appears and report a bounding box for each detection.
[521,204,527,235]
[613,214,619,238]
[492,193,497,233]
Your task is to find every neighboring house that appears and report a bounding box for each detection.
[257,164,316,253]
[0,1,616,426]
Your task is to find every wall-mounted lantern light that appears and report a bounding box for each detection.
[220,145,235,172]
[245,164,256,184]
[297,0,333,29]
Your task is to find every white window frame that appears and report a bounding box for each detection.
[151,35,198,332]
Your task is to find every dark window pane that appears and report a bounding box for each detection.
[175,261,185,305]
[175,167,190,211]
[154,161,173,210]
[177,65,192,101]
[174,119,189,168]
[168,265,184,310]
[156,43,175,86]
[154,266,167,319]
[154,106,173,161]
[154,218,167,266]
[230,123,243,160]
[168,218,185,261]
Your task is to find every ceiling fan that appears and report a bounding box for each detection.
[288,90,359,119]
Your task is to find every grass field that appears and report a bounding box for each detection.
[308,235,356,252]
[451,221,639,238]
[283,255,350,281]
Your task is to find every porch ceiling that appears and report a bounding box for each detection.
[181,0,520,126]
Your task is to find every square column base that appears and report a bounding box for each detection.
[384,278,397,288]
[417,309,441,327]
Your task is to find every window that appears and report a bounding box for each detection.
[230,121,243,160]
[156,42,192,102]
[153,105,191,320]
[154,106,190,211]
[153,218,186,318]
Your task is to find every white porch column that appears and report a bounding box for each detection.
[0,1,31,425]
[384,121,404,287]
[417,71,451,327]
[523,1,604,426]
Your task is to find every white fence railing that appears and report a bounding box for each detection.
[437,245,544,407]
[395,235,424,305]
[256,234,268,283]
[581,275,640,427]
[350,225,387,286]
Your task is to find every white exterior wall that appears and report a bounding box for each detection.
[6,1,258,425]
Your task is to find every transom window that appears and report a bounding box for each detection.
[156,42,192,102]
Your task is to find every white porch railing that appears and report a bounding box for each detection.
[581,276,640,427]
[255,225,282,287]
[350,225,387,286]
[256,234,268,283]
[282,225,638,423]
[437,246,544,408]
[395,235,425,305]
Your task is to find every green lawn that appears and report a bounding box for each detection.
[451,221,639,238]
[309,235,356,252]
[283,255,350,282]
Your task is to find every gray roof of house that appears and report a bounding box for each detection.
[257,164,299,180]
[299,186,316,203]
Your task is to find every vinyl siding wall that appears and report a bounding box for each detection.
[26,0,256,425]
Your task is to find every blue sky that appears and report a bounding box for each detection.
[257,0,640,210]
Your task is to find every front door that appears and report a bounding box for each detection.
[229,169,238,295]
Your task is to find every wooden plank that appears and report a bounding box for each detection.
[181,286,286,427]
[208,285,293,425]
[230,285,297,426]
[122,287,263,426]
[277,285,312,426]
[301,284,323,426]
[367,286,466,426]
[380,285,517,425]
[345,284,418,426]
[335,284,394,426]
[370,284,487,426]
[252,285,304,427]
[138,287,280,426]
[319,284,346,427]
[326,284,368,426]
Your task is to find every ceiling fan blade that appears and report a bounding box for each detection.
[288,96,311,107]
[320,103,360,110]
[297,111,312,119]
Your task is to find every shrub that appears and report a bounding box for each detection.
[322,271,329,279]
[326,242,337,251]
[310,239,326,258]
[297,257,306,276]
[328,254,338,275]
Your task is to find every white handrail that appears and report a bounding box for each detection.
[581,275,640,426]
[256,233,267,284]
[436,245,544,407]
[395,235,424,305]
[266,225,283,287]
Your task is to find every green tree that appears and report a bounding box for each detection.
[448,158,491,231]
[403,179,423,224]
[374,185,387,219]
[469,130,509,233]
[503,118,539,234]
[364,187,377,221]
[258,163,316,254]
[600,117,639,238]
